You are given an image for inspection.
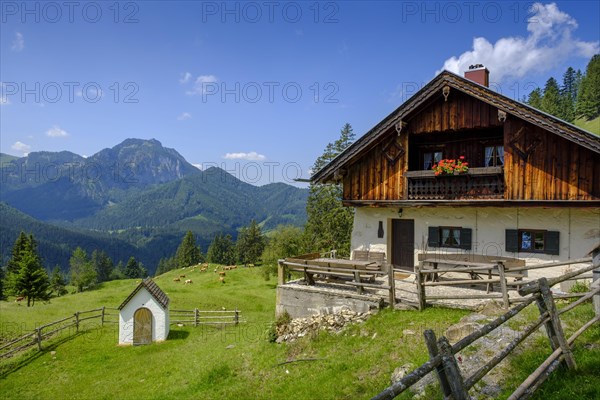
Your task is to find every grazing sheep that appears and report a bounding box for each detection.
[219,277,225,284]
[173,278,181,282]
[179,274,186,278]
[201,263,209,268]
[200,267,207,272]
[219,271,226,277]
[15,296,25,303]
[214,268,218,273]
[184,279,193,284]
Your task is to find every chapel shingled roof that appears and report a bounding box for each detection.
[118,278,170,310]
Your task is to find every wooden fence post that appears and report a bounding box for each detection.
[101,306,105,326]
[415,264,426,311]
[194,308,199,327]
[497,261,509,308]
[36,328,42,351]
[75,312,80,333]
[437,336,469,400]
[593,247,600,317]
[388,263,396,309]
[278,260,287,285]
[536,278,577,370]
[234,308,239,325]
[423,330,451,397]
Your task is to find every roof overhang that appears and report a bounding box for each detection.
[312,70,600,184]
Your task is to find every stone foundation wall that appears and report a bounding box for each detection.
[276,283,383,318]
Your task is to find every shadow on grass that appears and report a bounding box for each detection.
[0,332,86,379]
[168,329,190,340]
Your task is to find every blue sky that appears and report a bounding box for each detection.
[1,1,599,186]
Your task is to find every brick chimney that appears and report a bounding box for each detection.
[464,64,489,87]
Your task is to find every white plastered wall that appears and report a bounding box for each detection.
[119,288,170,345]
[351,206,600,279]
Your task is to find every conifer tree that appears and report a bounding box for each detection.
[576,54,600,120]
[236,220,265,265]
[175,231,203,268]
[304,123,356,257]
[207,233,236,265]
[50,266,67,297]
[69,247,97,292]
[6,233,50,306]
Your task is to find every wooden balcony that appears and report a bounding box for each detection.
[405,167,504,200]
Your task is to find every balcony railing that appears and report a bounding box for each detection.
[405,166,504,200]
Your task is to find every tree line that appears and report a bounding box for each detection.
[525,54,600,123]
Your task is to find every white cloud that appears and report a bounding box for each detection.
[46,125,69,138]
[12,141,31,155]
[11,32,24,52]
[179,72,192,84]
[186,75,218,95]
[438,3,599,82]
[177,112,192,120]
[192,163,203,170]
[223,151,266,161]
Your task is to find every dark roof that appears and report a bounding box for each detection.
[312,70,600,183]
[118,278,170,310]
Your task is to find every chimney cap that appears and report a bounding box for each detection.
[468,64,485,70]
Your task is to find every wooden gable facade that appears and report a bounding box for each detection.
[314,71,600,205]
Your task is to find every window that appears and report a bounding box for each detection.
[505,229,560,255]
[423,151,443,170]
[428,226,472,250]
[519,230,545,252]
[484,145,504,167]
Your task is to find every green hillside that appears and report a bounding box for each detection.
[575,116,600,135]
[0,268,466,399]
[1,269,598,399]
[0,153,18,164]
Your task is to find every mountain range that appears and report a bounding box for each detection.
[0,139,308,273]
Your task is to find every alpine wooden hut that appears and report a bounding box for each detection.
[312,66,600,278]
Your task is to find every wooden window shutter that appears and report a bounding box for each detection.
[459,228,472,250]
[428,227,439,248]
[505,229,518,252]
[545,231,560,255]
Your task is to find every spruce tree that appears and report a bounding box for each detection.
[50,266,67,297]
[304,123,356,257]
[69,247,97,292]
[526,88,543,109]
[236,220,265,265]
[124,256,145,279]
[8,233,50,306]
[175,231,203,268]
[91,250,114,283]
[207,233,236,265]
[576,54,600,120]
[540,77,561,118]
[560,67,577,122]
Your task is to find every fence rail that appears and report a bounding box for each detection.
[0,307,107,359]
[415,257,594,309]
[278,259,397,307]
[170,308,243,326]
[371,247,600,399]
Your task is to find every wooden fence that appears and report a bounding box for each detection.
[0,307,114,359]
[278,258,396,308]
[371,248,600,400]
[415,257,595,310]
[170,308,243,326]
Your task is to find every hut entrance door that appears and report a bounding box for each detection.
[133,308,153,345]
[391,219,415,271]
